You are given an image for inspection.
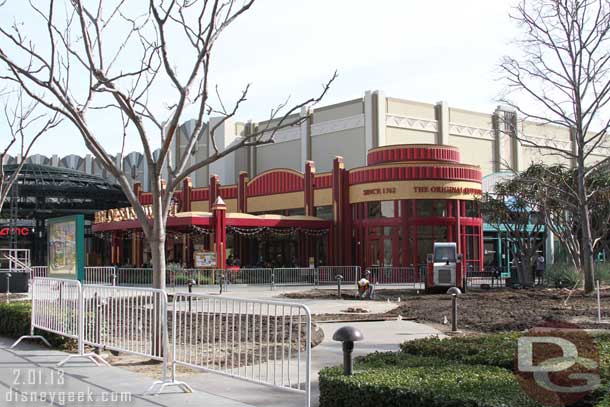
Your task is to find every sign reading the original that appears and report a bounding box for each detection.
[413,186,482,195]
[350,180,483,204]
[95,202,179,224]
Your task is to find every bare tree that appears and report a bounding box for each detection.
[0,88,59,213]
[499,0,610,292]
[480,174,546,287]
[0,0,335,290]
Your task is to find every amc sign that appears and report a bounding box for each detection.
[0,227,30,237]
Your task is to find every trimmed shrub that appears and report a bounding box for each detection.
[319,353,539,407]
[0,302,71,348]
[544,263,580,288]
[399,333,521,370]
[320,334,610,407]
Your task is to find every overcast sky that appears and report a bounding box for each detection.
[1,0,518,156]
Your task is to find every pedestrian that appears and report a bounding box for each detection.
[535,254,545,286]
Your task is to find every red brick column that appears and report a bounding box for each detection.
[212,197,227,269]
[238,171,248,213]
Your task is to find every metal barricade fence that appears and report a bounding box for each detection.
[30,266,48,279]
[82,285,168,362]
[366,266,422,286]
[11,278,108,367]
[171,293,311,406]
[117,267,154,286]
[84,267,116,285]
[273,268,317,287]
[465,268,505,289]
[228,268,273,286]
[318,266,360,285]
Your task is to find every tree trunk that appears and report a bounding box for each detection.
[577,164,595,293]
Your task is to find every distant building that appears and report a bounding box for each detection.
[5,90,602,269]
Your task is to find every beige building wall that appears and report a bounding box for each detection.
[386,98,436,120]
[255,140,301,173]
[386,127,436,145]
[310,99,366,172]
[449,135,495,175]
[312,128,366,172]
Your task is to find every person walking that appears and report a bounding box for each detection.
[535,254,545,286]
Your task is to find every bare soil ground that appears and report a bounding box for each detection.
[284,287,610,333]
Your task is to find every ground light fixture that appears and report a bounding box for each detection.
[447,286,462,332]
[332,326,364,375]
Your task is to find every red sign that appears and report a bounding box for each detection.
[0,227,30,237]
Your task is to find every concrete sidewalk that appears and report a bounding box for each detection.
[0,337,251,407]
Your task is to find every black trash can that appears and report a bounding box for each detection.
[0,272,30,293]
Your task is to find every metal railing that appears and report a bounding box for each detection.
[272,268,317,287]
[465,269,506,289]
[31,266,48,279]
[11,278,107,367]
[365,266,423,286]
[82,285,168,362]
[13,277,314,401]
[318,266,360,285]
[84,267,116,285]
[171,293,311,406]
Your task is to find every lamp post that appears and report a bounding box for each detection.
[447,287,462,332]
[335,274,343,298]
[332,326,364,375]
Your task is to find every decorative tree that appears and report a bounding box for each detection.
[0,0,335,290]
[499,0,610,292]
[1,88,59,213]
[480,176,545,287]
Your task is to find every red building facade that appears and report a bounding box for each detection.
[93,144,483,271]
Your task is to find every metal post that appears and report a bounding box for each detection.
[336,275,343,298]
[597,280,602,323]
[94,292,101,355]
[112,265,118,286]
[342,341,354,375]
[451,294,458,332]
[271,271,275,291]
[219,273,225,295]
[188,280,194,313]
[5,273,11,303]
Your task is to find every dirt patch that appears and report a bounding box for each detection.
[284,287,610,333]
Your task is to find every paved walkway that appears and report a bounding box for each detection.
[0,337,251,407]
[2,285,441,406]
[1,317,442,407]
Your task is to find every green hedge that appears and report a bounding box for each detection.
[319,352,539,407]
[320,334,610,407]
[399,333,520,370]
[0,302,71,348]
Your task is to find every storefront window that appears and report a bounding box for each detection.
[416,225,448,265]
[415,200,447,217]
[315,206,333,220]
[465,201,480,217]
[367,201,396,218]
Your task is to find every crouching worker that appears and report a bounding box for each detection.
[357,272,375,299]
